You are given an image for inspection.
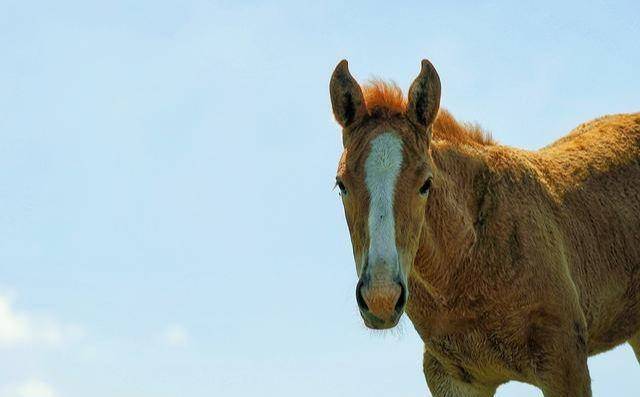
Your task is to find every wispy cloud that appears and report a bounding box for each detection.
[0,294,83,349]
[0,379,57,397]
[159,323,190,347]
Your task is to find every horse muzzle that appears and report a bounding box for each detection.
[355,275,407,329]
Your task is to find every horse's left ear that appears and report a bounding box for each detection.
[407,59,441,143]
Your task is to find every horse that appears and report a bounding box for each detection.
[329,59,640,396]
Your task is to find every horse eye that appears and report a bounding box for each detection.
[336,180,347,196]
[419,178,432,196]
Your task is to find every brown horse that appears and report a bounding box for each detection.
[330,59,640,396]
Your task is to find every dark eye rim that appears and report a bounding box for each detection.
[419,177,432,196]
[335,179,347,195]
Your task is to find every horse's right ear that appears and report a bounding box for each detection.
[329,60,367,128]
[407,59,441,143]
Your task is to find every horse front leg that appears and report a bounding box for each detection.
[537,354,591,397]
[532,323,592,397]
[629,333,640,364]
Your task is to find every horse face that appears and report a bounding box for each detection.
[336,128,433,329]
[330,60,440,329]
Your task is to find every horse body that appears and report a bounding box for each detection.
[539,114,640,353]
[330,59,640,396]
[406,112,640,393]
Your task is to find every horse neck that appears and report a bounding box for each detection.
[411,141,489,305]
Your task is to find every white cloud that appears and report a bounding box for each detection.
[159,324,189,347]
[0,294,83,349]
[0,379,57,397]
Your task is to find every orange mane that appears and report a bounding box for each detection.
[362,80,495,146]
[362,79,407,116]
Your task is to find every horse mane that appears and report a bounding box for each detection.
[362,79,407,116]
[432,110,496,146]
[362,80,495,146]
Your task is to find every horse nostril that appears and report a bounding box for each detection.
[395,283,407,312]
[356,279,369,312]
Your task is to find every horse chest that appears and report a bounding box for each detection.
[424,335,484,383]
[424,332,520,385]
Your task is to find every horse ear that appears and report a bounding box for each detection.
[407,59,441,142]
[330,60,367,128]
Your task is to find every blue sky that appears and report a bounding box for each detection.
[1,1,639,396]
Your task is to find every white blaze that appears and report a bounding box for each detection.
[364,133,403,273]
